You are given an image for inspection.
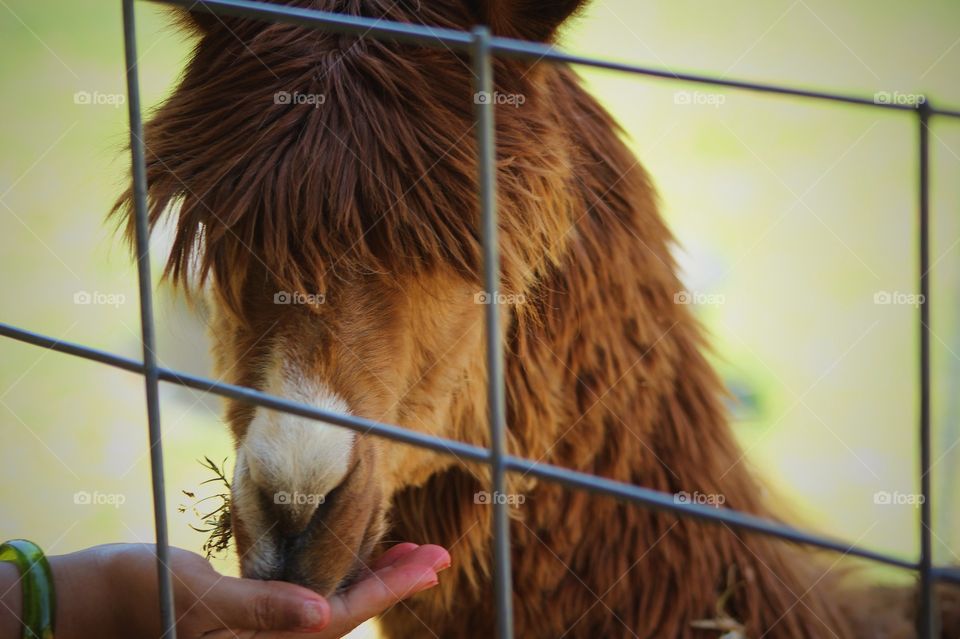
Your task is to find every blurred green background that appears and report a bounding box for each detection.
[1,1,958,634]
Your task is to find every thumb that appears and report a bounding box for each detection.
[201,575,331,632]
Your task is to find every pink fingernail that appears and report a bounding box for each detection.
[299,600,328,631]
[414,575,440,594]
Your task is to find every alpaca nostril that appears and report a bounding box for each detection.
[279,534,304,579]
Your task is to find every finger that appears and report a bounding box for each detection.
[401,544,450,572]
[371,543,420,571]
[200,575,331,632]
[320,545,451,638]
[344,543,421,585]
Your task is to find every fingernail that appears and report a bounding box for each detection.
[299,600,328,631]
[431,551,452,572]
[413,576,440,594]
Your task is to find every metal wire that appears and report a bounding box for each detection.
[3,0,955,636]
[121,1,177,636]
[473,25,515,639]
[150,0,960,119]
[0,320,925,572]
[917,101,937,638]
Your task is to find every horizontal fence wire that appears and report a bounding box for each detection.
[151,0,960,118]
[4,0,954,636]
[0,319,933,574]
[936,567,960,586]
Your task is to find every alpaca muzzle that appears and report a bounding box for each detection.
[233,430,387,597]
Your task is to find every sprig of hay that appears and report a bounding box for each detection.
[179,456,233,559]
[690,565,748,638]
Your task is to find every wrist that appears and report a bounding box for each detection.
[49,548,123,639]
[0,561,22,639]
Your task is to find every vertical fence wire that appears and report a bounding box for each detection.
[917,101,937,639]
[472,25,515,639]
[101,2,960,635]
[121,0,178,636]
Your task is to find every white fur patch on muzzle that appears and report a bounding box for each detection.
[240,357,355,526]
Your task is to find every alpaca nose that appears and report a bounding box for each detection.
[235,427,384,595]
[241,393,357,538]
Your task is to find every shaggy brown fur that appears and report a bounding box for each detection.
[115,1,957,637]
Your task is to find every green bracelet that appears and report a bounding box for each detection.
[0,540,55,639]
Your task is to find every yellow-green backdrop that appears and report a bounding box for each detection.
[1,2,958,635]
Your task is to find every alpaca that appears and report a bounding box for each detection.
[115,1,958,636]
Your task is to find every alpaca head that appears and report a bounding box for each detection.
[122,0,593,595]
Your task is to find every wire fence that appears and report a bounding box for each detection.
[2,0,959,636]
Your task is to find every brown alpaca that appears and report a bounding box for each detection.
[116,1,958,637]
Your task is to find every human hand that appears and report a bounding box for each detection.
[46,542,449,639]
